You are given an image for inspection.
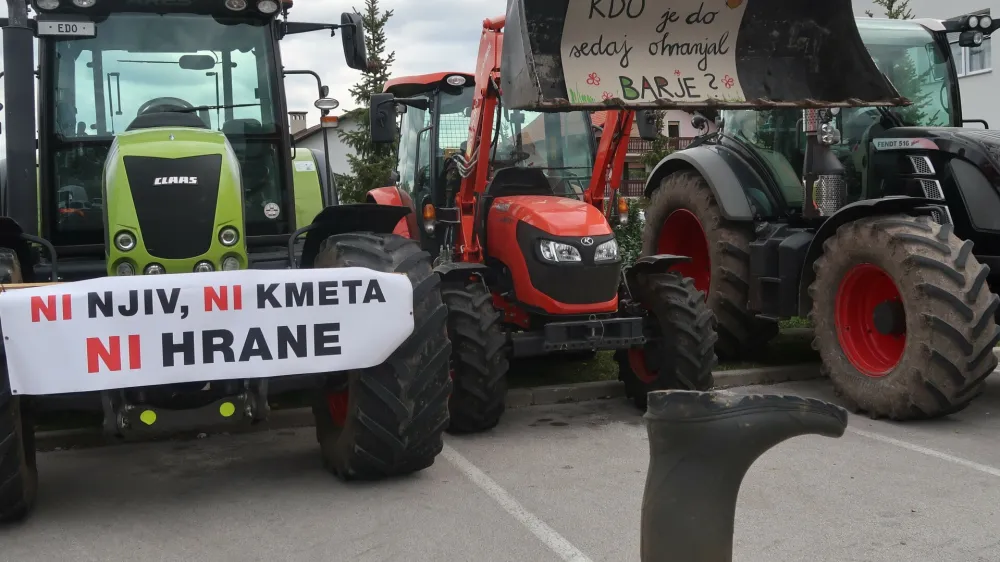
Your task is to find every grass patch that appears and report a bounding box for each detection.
[779,317,812,330]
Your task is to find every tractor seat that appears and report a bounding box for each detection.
[477,167,556,256]
[127,111,209,131]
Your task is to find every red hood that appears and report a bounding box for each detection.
[492,195,612,236]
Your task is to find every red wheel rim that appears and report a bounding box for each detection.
[627,348,657,384]
[325,391,349,427]
[656,209,711,295]
[834,263,906,377]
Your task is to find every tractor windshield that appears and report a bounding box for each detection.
[493,103,595,200]
[46,13,283,245]
[718,18,957,215]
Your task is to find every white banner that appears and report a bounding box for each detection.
[559,0,749,104]
[0,268,414,395]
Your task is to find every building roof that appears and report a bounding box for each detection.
[292,110,358,142]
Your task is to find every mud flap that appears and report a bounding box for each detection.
[501,0,904,111]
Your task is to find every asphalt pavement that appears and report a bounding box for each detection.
[1,374,999,562]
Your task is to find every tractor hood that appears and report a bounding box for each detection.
[492,195,614,237]
[500,0,905,111]
[870,127,1000,179]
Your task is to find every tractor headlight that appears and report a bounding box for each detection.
[114,231,136,252]
[144,263,165,275]
[72,0,95,7]
[115,261,135,276]
[222,256,241,271]
[219,227,240,247]
[194,261,215,273]
[257,0,278,13]
[980,16,993,29]
[35,0,59,9]
[225,0,248,9]
[594,239,619,262]
[539,240,581,263]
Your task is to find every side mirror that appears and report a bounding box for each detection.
[635,110,659,141]
[691,114,709,132]
[341,13,368,71]
[389,170,400,185]
[320,85,330,98]
[370,92,397,144]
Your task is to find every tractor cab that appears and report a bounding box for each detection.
[712,17,963,220]
[13,0,367,278]
[382,72,597,256]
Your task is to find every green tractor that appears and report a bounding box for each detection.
[0,0,452,523]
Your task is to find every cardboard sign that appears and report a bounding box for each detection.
[559,0,749,104]
[0,268,414,395]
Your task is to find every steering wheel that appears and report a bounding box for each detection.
[136,97,195,116]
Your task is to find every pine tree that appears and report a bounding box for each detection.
[864,0,939,125]
[336,0,397,203]
[865,0,913,20]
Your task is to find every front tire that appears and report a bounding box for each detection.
[810,215,1000,420]
[311,233,451,479]
[442,281,509,434]
[643,171,779,360]
[0,248,38,523]
[617,272,718,410]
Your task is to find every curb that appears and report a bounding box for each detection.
[34,363,823,451]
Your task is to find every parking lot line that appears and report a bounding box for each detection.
[848,427,1000,478]
[442,443,595,562]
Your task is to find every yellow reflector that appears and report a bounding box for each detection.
[219,402,236,417]
[139,410,157,425]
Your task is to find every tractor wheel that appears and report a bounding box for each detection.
[442,281,510,434]
[809,215,1000,420]
[643,170,779,360]
[311,233,451,479]
[616,271,718,410]
[0,248,38,523]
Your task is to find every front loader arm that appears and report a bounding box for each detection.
[586,110,634,216]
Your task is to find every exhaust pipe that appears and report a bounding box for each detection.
[641,389,848,562]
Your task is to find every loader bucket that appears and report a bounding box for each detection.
[501,0,906,111]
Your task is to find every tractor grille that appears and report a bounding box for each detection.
[123,155,222,260]
[515,221,621,306]
[909,155,935,175]
[918,179,952,225]
[813,175,846,216]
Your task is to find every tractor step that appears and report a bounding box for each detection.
[104,392,269,438]
[511,317,645,358]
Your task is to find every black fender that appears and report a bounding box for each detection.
[306,148,332,205]
[0,216,34,283]
[642,146,764,221]
[797,196,941,315]
[434,261,493,286]
[624,254,692,296]
[298,203,411,268]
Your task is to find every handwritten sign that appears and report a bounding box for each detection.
[0,268,414,395]
[560,0,748,104]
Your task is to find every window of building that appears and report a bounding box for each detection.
[667,121,680,138]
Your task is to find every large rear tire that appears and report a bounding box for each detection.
[616,272,718,410]
[809,215,1000,420]
[311,233,451,479]
[0,248,38,523]
[643,171,779,360]
[442,281,509,434]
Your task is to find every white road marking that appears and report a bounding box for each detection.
[441,443,594,562]
[848,427,1000,478]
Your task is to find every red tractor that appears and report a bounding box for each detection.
[366,15,718,433]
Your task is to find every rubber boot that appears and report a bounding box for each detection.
[640,389,849,562]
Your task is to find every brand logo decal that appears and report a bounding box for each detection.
[153,176,198,186]
[581,237,594,246]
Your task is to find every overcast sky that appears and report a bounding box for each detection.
[0,0,502,139]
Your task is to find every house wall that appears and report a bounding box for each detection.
[294,118,362,177]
